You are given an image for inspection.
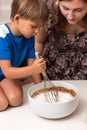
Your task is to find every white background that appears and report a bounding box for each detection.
[0,0,12,24]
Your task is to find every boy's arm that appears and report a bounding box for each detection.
[0,58,45,80]
[27,58,42,84]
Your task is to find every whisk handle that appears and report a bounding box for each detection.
[35,52,39,59]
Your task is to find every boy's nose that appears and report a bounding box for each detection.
[34,27,40,34]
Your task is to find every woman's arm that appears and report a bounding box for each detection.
[35,27,47,55]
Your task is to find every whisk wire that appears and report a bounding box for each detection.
[42,72,58,103]
[35,52,58,103]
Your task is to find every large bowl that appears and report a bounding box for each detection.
[28,81,79,119]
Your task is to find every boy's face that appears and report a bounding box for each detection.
[14,15,43,38]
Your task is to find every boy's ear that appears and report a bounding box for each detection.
[14,14,21,23]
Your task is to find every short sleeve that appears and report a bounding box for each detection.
[0,38,11,60]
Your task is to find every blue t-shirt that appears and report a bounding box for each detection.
[0,24,35,77]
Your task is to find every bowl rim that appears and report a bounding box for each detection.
[28,80,79,104]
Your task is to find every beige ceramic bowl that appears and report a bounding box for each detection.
[28,81,79,119]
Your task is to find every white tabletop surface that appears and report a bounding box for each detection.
[0,80,87,130]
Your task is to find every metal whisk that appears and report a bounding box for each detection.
[35,52,58,103]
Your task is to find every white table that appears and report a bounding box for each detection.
[0,80,87,130]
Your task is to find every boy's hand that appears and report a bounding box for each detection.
[32,57,46,74]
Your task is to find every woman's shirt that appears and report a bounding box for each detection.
[43,27,87,80]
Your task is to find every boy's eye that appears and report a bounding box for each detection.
[31,25,43,29]
[31,25,38,29]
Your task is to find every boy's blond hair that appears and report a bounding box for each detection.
[11,0,48,22]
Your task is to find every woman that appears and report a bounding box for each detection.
[36,0,87,80]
